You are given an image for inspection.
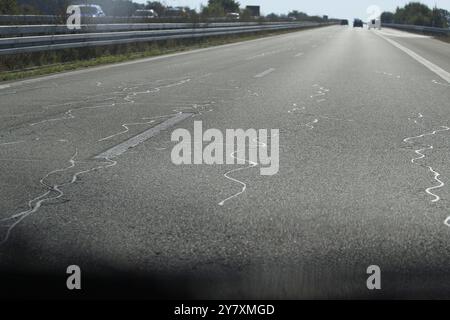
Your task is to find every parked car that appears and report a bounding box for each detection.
[71,4,106,18]
[133,9,158,19]
[353,19,364,28]
[340,19,349,26]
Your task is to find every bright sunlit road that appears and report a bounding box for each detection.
[1,25,450,299]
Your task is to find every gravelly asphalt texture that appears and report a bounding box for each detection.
[1,26,450,299]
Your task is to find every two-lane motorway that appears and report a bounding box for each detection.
[1,25,450,299]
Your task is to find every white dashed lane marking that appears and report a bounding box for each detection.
[254,68,276,79]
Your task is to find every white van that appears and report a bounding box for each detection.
[368,18,381,30]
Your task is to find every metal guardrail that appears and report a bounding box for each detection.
[0,22,300,37]
[0,22,334,55]
[0,15,199,25]
[0,15,290,25]
[0,15,58,25]
[382,23,450,36]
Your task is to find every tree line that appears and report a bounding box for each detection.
[0,0,240,16]
[0,0,327,22]
[381,2,449,28]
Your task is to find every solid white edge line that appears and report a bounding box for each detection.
[375,31,450,83]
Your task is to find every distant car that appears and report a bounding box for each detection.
[340,19,349,26]
[71,4,106,18]
[133,9,158,19]
[164,7,189,19]
[226,12,240,20]
[353,19,364,28]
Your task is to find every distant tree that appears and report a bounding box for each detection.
[445,10,450,27]
[202,0,239,16]
[217,0,240,12]
[181,6,195,15]
[184,7,197,18]
[146,1,165,16]
[309,15,324,22]
[0,0,19,14]
[393,6,404,23]
[110,0,138,17]
[15,0,72,15]
[266,13,279,21]
[19,4,40,14]
[240,8,252,20]
[394,2,431,26]
[390,2,449,27]
[287,10,308,20]
[381,11,394,23]
[202,3,224,17]
[431,7,449,28]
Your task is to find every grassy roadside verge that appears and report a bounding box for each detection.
[0,27,321,82]
[435,35,450,43]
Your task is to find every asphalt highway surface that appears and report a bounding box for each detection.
[1,25,450,299]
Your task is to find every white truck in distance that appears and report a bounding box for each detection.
[368,18,381,30]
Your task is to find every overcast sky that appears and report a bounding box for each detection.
[135,0,450,19]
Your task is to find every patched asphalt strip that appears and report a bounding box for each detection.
[94,112,193,159]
